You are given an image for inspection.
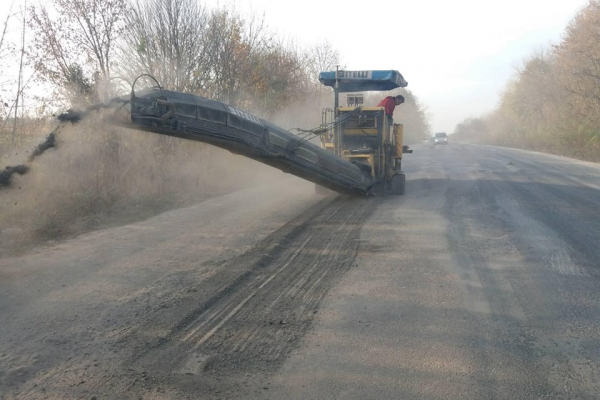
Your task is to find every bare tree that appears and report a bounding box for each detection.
[119,0,210,93]
[0,2,15,60]
[29,0,127,104]
[201,8,256,105]
[0,2,17,125]
[306,40,340,92]
[509,50,559,126]
[12,1,27,145]
[120,2,331,115]
[554,0,600,125]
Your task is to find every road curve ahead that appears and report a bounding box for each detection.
[261,143,600,400]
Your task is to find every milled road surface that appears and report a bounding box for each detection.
[1,143,600,399]
[260,143,600,399]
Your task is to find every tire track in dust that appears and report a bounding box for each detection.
[127,195,376,380]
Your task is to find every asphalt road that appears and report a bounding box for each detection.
[261,143,600,399]
[1,143,600,399]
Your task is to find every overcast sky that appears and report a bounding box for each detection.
[213,0,589,132]
[0,0,590,132]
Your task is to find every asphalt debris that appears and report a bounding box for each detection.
[57,109,86,123]
[29,128,58,161]
[0,126,59,189]
[0,165,29,188]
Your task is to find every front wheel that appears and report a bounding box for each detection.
[390,173,405,195]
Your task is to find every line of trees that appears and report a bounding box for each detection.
[22,0,429,132]
[24,0,352,118]
[0,0,432,148]
[27,0,324,113]
[453,1,600,161]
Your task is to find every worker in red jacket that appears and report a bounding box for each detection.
[378,95,405,163]
[377,95,405,118]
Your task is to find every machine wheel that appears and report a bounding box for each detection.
[315,184,330,195]
[391,173,405,195]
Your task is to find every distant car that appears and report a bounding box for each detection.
[433,132,448,145]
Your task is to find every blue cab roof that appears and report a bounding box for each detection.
[319,70,408,92]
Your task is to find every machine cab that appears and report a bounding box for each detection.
[318,70,411,193]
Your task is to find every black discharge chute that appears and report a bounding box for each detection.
[68,81,378,196]
[3,77,377,194]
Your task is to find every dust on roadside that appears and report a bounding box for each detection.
[0,117,281,257]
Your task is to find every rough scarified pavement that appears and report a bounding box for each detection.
[0,178,374,399]
[2,144,600,399]
[259,143,600,399]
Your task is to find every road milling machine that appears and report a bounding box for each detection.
[59,71,411,196]
[317,70,412,195]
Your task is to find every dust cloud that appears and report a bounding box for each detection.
[0,113,289,256]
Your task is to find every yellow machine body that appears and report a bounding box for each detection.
[320,107,405,192]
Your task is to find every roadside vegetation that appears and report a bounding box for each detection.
[0,0,430,253]
[453,1,600,161]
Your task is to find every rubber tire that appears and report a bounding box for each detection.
[391,173,405,195]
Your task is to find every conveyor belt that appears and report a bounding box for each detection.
[109,87,374,195]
